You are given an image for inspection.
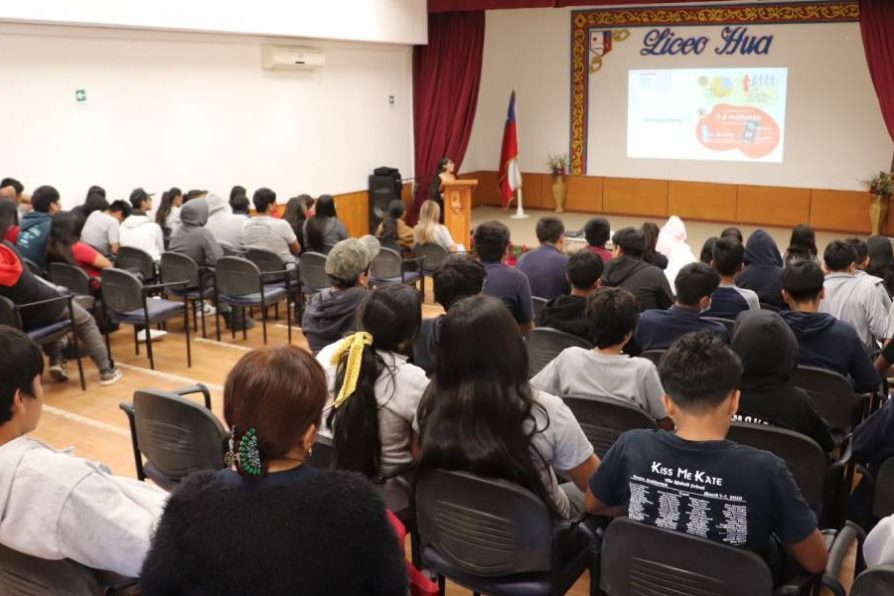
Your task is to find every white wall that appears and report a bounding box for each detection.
[0,24,414,208]
[0,0,427,45]
[465,8,894,191]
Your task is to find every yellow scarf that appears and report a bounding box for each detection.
[331,332,374,408]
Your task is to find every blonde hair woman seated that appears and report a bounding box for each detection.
[414,200,456,252]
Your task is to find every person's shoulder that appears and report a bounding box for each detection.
[315,341,340,367]
[639,308,667,322]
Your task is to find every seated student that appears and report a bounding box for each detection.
[721,226,744,243]
[413,199,456,252]
[867,235,894,300]
[119,188,165,261]
[475,220,535,332]
[154,187,183,239]
[317,285,427,479]
[169,200,222,270]
[45,211,112,288]
[415,295,600,518]
[243,188,301,265]
[375,200,415,254]
[0,201,122,385]
[583,216,613,263]
[699,236,718,264]
[585,331,828,575]
[140,345,407,595]
[865,512,894,567]
[283,194,314,253]
[703,237,760,319]
[736,229,785,310]
[532,287,671,429]
[304,195,349,255]
[601,227,674,312]
[517,217,570,300]
[0,327,164,577]
[538,250,603,340]
[635,262,728,352]
[412,254,485,375]
[820,239,888,349]
[71,186,107,227]
[850,399,894,530]
[847,237,891,311]
[731,310,834,452]
[81,200,128,257]
[0,177,30,220]
[302,237,377,353]
[229,193,250,216]
[656,216,697,285]
[16,185,61,268]
[641,222,669,270]
[784,224,819,266]
[205,193,246,252]
[780,260,880,393]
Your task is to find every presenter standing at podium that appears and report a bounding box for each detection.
[429,157,456,222]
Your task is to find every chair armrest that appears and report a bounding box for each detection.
[820,521,866,596]
[774,572,818,596]
[12,293,74,310]
[829,435,853,472]
[118,402,145,482]
[104,577,140,595]
[143,280,189,293]
[172,383,212,410]
[402,256,425,265]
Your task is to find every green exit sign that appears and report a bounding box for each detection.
[75,89,87,103]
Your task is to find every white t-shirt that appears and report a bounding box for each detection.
[531,347,667,420]
[415,224,455,251]
[243,216,298,264]
[317,343,429,478]
[80,211,120,256]
[865,512,894,567]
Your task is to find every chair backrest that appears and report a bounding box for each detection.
[759,302,782,313]
[416,243,449,272]
[0,296,18,328]
[852,563,894,596]
[48,262,93,296]
[298,251,330,292]
[532,296,548,323]
[370,247,404,280]
[0,543,101,595]
[132,389,228,484]
[100,268,144,314]
[416,469,554,576]
[115,246,156,281]
[703,316,735,335]
[726,422,827,512]
[245,248,286,281]
[874,457,894,518]
[160,252,200,289]
[794,365,864,431]
[525,327,592,377]
[214,256,262,297]
[599,517,775,596]
[22,258,43,279]
[639,350,665,366]
[563,395,657,457]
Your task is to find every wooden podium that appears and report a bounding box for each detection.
[442,179,477,249]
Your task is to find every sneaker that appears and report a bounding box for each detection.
[202,303,217,316]
[137,329,168,342]
[99,367,123,386]
[49,362,70,382]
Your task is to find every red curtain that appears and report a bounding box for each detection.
[411,11,485,223]
[860,0,894,146]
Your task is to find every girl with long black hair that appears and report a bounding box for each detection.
[46,211,112,287]
[416,295,599,518]
[318,284,426,480]
[154,187,182,237]
[375,199,415,254]
[304,194,348,254]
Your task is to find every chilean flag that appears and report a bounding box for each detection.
[498,91,522,208]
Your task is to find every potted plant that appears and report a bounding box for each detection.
[863,171,893,235]
[546,153,568,213]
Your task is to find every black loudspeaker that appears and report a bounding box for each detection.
[369,167,402,234]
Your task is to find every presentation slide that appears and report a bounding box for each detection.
[627,67,788,163]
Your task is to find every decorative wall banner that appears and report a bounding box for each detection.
[568,1,860,175]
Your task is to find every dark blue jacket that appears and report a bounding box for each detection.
[15,211,53,267]
[781,311,880,393]
[517,245,570,300]
[635,305,729,351]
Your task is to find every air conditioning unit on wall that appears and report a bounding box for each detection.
[261,46,326,70]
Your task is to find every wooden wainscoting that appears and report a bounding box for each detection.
[459,170,884,235]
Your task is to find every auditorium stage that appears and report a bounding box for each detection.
[471,206,845,255]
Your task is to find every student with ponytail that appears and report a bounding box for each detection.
[317,284,427,479]
[154,187,183,238]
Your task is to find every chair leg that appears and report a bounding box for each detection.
[437,575,445,596]
[134,327,139,355]
[192,300,198,332]
[145,325,155,370]
[184,304,192,368]
[104,331,114,368]
[232,308,237,340]
[261,301,268,345]
[242,308,248,341]
[286,295,292,345]
[200,298,207,339]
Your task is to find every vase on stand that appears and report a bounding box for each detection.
[552,175,566,213]
[870,194,890,236]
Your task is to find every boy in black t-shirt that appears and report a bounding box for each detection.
[585,331,828,575]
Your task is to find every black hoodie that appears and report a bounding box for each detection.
[780,311,880,393]
[601,255,673,311]
[736,230,785,309]
[731,310,835,452]
[537,294,590,340]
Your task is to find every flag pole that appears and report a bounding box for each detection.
[509,89,529,220]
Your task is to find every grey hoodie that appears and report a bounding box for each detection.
[169,200,223,269]
[205,194,247,250]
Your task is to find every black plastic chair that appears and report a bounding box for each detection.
[219,242,243,256]
[416,469,594,596]
[119,384,227,491]
[22,258,44,279]
[639,349,665,367]
[599,517,812,596]
[525,327,593,377]
[532,296,549,324]
[0,543,136,595]
[160,252,212,339]
[48,262,94,300]
[298,251,330,294]
[794,365,868,439]
[703,316,735,335]
[115,246,157,283]
[416,243,449,274]
[851,564,894,596]
[369,247,422,291]
[563,395,658,457]
[760,302,782,313]
[100,268,191,370]
[0,294,85,391]
[214,256,291,345]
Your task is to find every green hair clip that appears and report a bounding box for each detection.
[237,427,262,477]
